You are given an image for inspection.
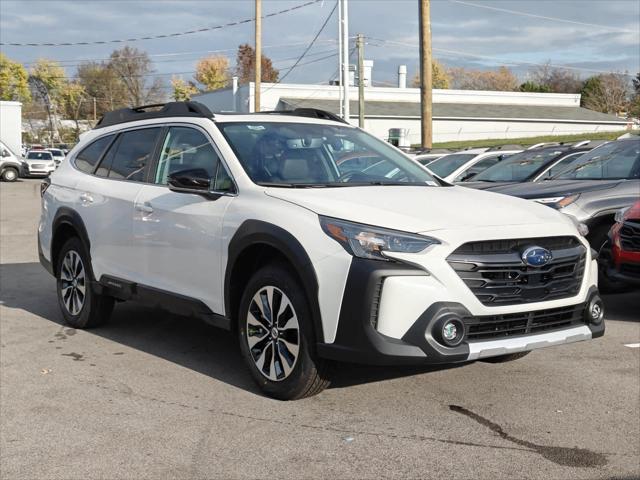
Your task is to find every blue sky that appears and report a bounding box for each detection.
[1,0,639,91]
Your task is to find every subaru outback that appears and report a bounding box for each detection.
[38,102,605,399]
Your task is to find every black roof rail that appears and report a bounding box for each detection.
[259,108,348,124]
[95,101,214,129]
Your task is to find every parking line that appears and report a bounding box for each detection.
[623,343,640,348]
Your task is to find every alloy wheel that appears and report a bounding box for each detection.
[246,286,300,381]
[60,250,86,316]
[4,170,17,181]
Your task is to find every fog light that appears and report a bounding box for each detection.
[585,295,604,325]
[443,322,458,341]
[435,317,465,347]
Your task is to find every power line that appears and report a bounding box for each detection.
[1,0,322,47]
[19,40,339,67]
[447,0,640,34]
[365,37,636,77]
[269,0,339,86]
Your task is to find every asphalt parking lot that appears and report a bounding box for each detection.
[1,179,639,480]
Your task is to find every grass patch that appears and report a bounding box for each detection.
[414,130,631,150]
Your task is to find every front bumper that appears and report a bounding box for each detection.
[317,258,604,365]
[27,164,56,176]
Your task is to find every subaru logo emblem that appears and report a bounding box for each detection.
[521,246,553,267]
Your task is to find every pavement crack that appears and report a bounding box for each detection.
[449,404,608,468]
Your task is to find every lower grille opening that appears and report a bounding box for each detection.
[464,305,585,341]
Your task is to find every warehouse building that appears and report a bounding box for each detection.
[194,67,631,145]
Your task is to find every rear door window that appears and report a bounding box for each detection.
[95,128,161,182]
[74,135,114,173]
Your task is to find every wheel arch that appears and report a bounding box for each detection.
[225,220,324,343]
[51,207,92,273]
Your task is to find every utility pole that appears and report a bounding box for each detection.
[357,33,365,128]
[340,0,350,122]
[419,0,433,148]
[338,1,343,117]
[254,0,262,112]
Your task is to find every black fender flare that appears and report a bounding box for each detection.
[225,220,324,342]
[51,207,92,268]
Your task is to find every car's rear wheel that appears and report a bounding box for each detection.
[238,263,330,400]
[56,237,114,328]
[1,167,18,182]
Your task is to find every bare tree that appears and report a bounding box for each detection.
[108,46,165,106]
[448,66,519,91]
[528,62,583,93]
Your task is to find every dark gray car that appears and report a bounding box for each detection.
[487,138,640,253]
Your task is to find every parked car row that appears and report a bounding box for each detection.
[0,142,67,181]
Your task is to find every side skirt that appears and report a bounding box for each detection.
[96,275,231,330]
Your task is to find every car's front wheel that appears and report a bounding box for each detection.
[56,237,114,328]
[1,167,19,182]
[238,264,331,400]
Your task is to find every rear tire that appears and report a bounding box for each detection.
[1,167,18,182]
[56,237,114,329]
[237,263,330,400]
[481,351,530,363]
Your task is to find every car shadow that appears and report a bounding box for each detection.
[0,262,462,396]
[601,291,640,322]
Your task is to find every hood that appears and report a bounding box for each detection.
[491,179,625,199]
[265,185,564,233]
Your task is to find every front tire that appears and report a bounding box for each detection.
[1,167,18,182]
[56,237,114,328]
[237,263,330,400]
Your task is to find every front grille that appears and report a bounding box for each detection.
[620,263,640,279]
[620,221,640,252]
[31,164,44,169]
[448,237,586,306]
[464,304,585,341]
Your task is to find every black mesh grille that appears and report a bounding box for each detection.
[620,221,640,252]
[448,237,586,306]
[464,304,585,341]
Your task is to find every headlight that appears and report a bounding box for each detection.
[320,216,440,261]
[614,206,630,223]
[532,194,580,209]
[565,214,589,237]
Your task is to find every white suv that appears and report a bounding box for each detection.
[38,102,605,400]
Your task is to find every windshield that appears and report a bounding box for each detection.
[27,151,53,160]
[553,140,640,180]
[217,122,438,187]
[473,147,569,182]
[427,153,476,177]
[48,149,63,156]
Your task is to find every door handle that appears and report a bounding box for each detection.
[79,193,93,204]
[135,203,154,214]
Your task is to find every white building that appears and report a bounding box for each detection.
[0,101,23,155]
[193,75,630,145]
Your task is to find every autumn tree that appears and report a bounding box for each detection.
[194,55,230,91]
[629,72,640,118]
[171,77,199,101]
[236,44,278,84]
[528,63,583,93]
[411,60,450,89]
[108,46,164,106]
[0,54,31,102]
[581,73,630,114]
[448,66,518,91]
[58,81,86,139]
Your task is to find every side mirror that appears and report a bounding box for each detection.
[168,168,212,195]
[1,150,10,158]
[460,172,477,182]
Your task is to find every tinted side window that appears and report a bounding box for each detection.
[75,135,113,173]
[104,128,161,182]
[155,127,233,191]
